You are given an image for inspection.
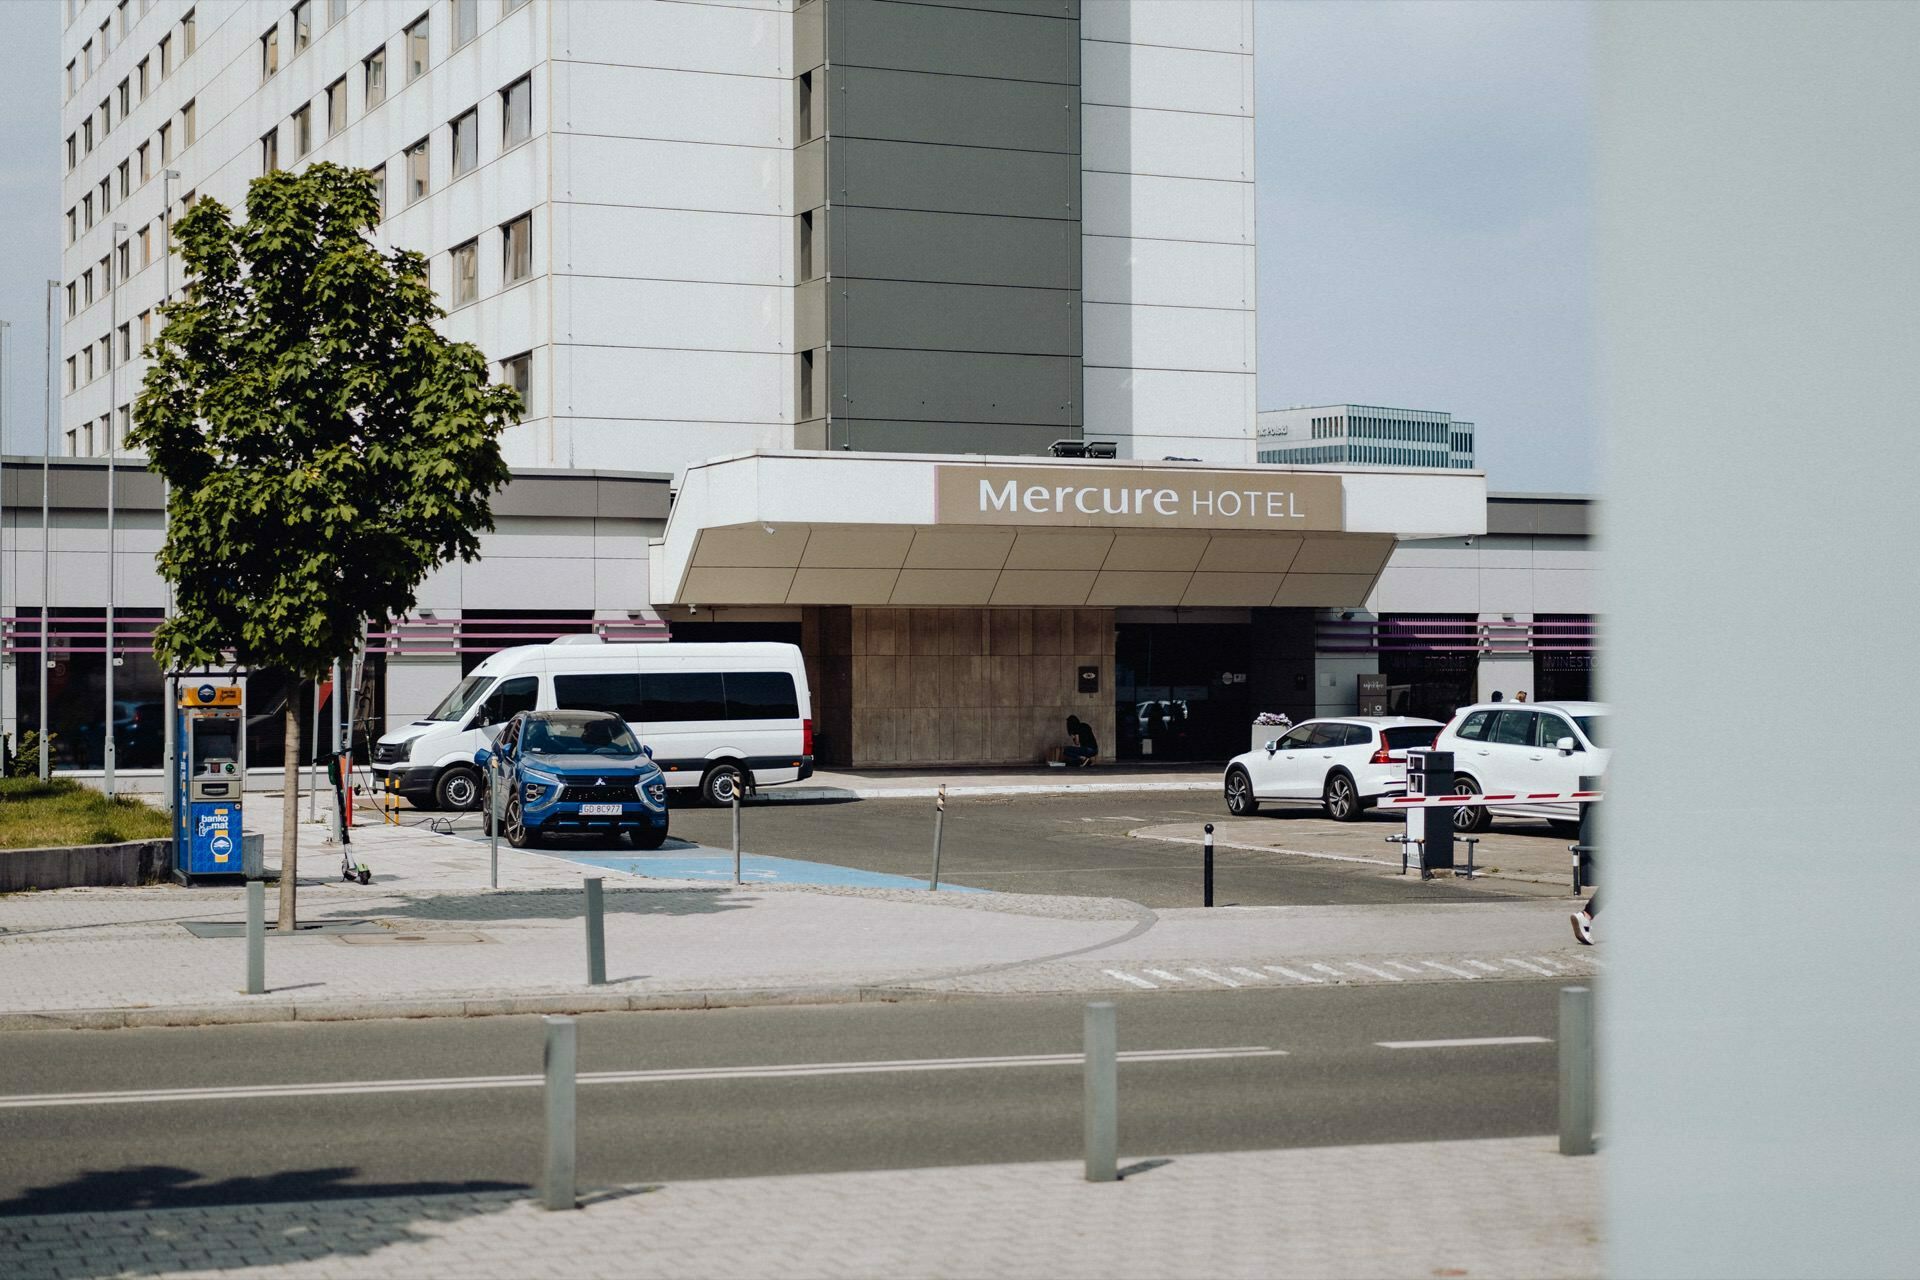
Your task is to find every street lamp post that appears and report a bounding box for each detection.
[1,317,10,770]
[40,280,55,781]
[160,171,181,810]
[105,223,125,797]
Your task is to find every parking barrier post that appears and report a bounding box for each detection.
[731,782,742,886]
[1203,823,1215,907]
[542,1015,578,1210]
[244,880,265,995]
[929,785,946,891]
[488,755,500,890]
[584,877,606,987]
[1084,1001,1118,1182]
[1559,985,1595,1155]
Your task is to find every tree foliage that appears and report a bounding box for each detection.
[132,163,519,678]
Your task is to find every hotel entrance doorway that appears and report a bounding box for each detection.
[1115,623,1252,762]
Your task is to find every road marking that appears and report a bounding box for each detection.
[1228,966,1270,982]
[0,1047,1291,1111]
[1422,960,1478,979]
[1503,957,1556,976]
[1103,969,1157,989]
[1375,1036,1553,1050]
[1262,965,1325,984]
[1463,960,1504,973]
[1384,961,1427,975]
[1143,969,1187,983]
[1530,956,1570,972]
[1343,962,1403,982]
[1187,967,1241,987]
[1308,963,1347,980]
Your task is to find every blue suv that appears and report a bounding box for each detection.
[477,710,670,850]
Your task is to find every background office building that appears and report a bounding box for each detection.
[1257,405,1476,470]
[13,0,1586,783]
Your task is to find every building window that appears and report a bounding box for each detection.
[83,192,94,229]
[261,25,280,79]
[118,160,130,198]
[83,118,93,153]
[327,77,348,135]
[117,0,129,37]
[158,120,171,163]
[800,210,816,280]
[85,346,95,382]
[140,223,153,266]
[138,141,151,183]
[65,60,76,102]
[501,212,532,284]
[183,99,197,146]
[405,137,430,203]
[66,209,77,245]
[183,7,197,56]
[66,357,77,391]
[118,323,131,361]
[501,74,531,149]
[502,351,530,410]
[118,77,130,116]
[116,240,131,279]
[293,104,312,156]
[159,32,173,78]
[365,47,387,108]
[261,128,279,173]
[99,177,112,216]
[450,108,478,178]
[798,70,815,142]
[505,0,529,11]
[329,0,347,25]
[454,0,479,48]
[138,57,149,98]
[450,238,478,306]
[82,38,93,76]
[405,14,429,82]
[800,349,818,419]
[66,134,76,170]
[65,283,76,316]
[139,309,153,344]
[99,98,111,138]
[293,0,312,53]
[371,163,387,219]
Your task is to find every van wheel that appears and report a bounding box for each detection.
[628,822,668,851]
[1225,768,1259,816]
[435,766,481,812]
[1452,776,1493,833]
[1323,771,1363,822]
[700,763,744,808]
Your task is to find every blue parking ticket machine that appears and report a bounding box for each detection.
[174,681,246,884]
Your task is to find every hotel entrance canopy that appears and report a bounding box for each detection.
[650,452,1486,610]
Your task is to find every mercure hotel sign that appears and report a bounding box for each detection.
[933,465,1344,531]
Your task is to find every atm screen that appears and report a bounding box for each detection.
[195,719,240,766]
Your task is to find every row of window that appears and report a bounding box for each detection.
[65,405,133,461]
[67,212,184,321]
[1255,446,1348,465]
[65,306,155,395]
[66,114,191,250]
[449,214,537,306]
[64,0,185,103]
[65,7,194,169]
[264,0,529,90]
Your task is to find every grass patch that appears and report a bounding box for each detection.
[0,778,173,850]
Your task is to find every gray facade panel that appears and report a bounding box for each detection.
[831,65,1078,153]
[834,208,1081,289]
[835,279,1078,356]
[832,137,1078,220]
[828,0,1079,83]
[831,348,1080,425]
[1487,496,1593,537]
[828,419,1079,455]
[895,0,1078,17]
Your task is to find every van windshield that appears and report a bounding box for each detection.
[427,675,492,722]
[523,716,643,758]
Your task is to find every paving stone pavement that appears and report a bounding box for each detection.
[0,1137,1601,1279]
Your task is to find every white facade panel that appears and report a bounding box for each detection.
[1081,41,1252,118]
[556,345,788,424]
[553,62,787,148]
[1084,302,1252,374]
[1082,238,1251,309]
[1366,565,1485,614]
[555,134,790,215]
[1083,368,1256,441]
[557,420,792,481]
[1081,104,1252,182]
[553,1,789,78]
[554,205,790,286]
[558,277,794,354]
[1083,172,1253,244]
[1080,0,1252,54]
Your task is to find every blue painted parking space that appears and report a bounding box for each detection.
[558,840,984,892]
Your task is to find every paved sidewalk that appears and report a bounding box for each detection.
[784,764,1219,801]
[1132,815,1577,889]
[0,1137,1601,1279]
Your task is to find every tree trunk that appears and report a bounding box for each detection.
[277,698,300,932]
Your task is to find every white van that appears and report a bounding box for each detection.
[373,639,814,809]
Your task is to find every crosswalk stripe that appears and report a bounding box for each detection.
[1259,967,1320,990]
[1103,969,1157,989]
[1422,960,1477,979]
[1376,1036,1552,1050]
[1343,962,1402,982]
[1503,957,1555,976]
[1464,960,1504,973]
[1530,955,1570,972]
[1143,969,1187,983]
[1384,961,1427,975]
[1308,963,1346,980]
[1188,967,1240,988]
[1228,966,1270,982]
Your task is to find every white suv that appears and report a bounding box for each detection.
[1223,716,1443,822]
[1431,701,1609,834]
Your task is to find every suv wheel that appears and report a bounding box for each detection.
[1451,776,1492,832]
[435,765,481,812]
[1224,768,1259,816]
[1323,772,1363,822]
[505,795,540,848]
[701,762,744,808]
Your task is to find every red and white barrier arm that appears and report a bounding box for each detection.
[1382,790,1604,808]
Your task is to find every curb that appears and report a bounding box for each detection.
[774,780,1217,802]
[0,984,980,1033]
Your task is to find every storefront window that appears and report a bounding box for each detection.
[1114,623,1252,761]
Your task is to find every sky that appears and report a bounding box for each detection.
[0,0,1595,493]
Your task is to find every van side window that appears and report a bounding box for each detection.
[476,676,538,727]
[724,672,798,720]
[642,672,726,722]
[553,672,642,721]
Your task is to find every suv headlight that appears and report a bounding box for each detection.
[645,780,667,805]
[522,769,558,803]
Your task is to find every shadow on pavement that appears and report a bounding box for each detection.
[0,1164,524,1278]
[314,886,753,923]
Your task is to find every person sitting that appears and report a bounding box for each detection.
[1064,715,1099,768]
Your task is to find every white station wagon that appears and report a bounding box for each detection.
[1223,716,1444,822]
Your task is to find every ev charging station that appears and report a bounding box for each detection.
[174,679,247,884]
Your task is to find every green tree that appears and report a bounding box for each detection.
[133,163,519,929]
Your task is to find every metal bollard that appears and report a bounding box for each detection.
[244,880,266,995]
[1203,823,1215,908]
[584,877,606,987]
[488,755,500,890]
[1084,1001,1118,1182]
[731,781,742,886]
[929,784,946,891]
[1559,985,1595,1155]
[542,1015,578,1210]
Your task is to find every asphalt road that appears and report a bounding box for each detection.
[0,982,1567,1216]
[444,790,1546,906]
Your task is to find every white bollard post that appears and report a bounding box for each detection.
[731,781,742,886]
[543,1015,578,1210]
[488,754,500,890]
[1559,985,1596,1155]
[929,785,946,891]
[1084,1001,1118,1182]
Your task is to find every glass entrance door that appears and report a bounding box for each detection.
[1114,623,1253,762]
